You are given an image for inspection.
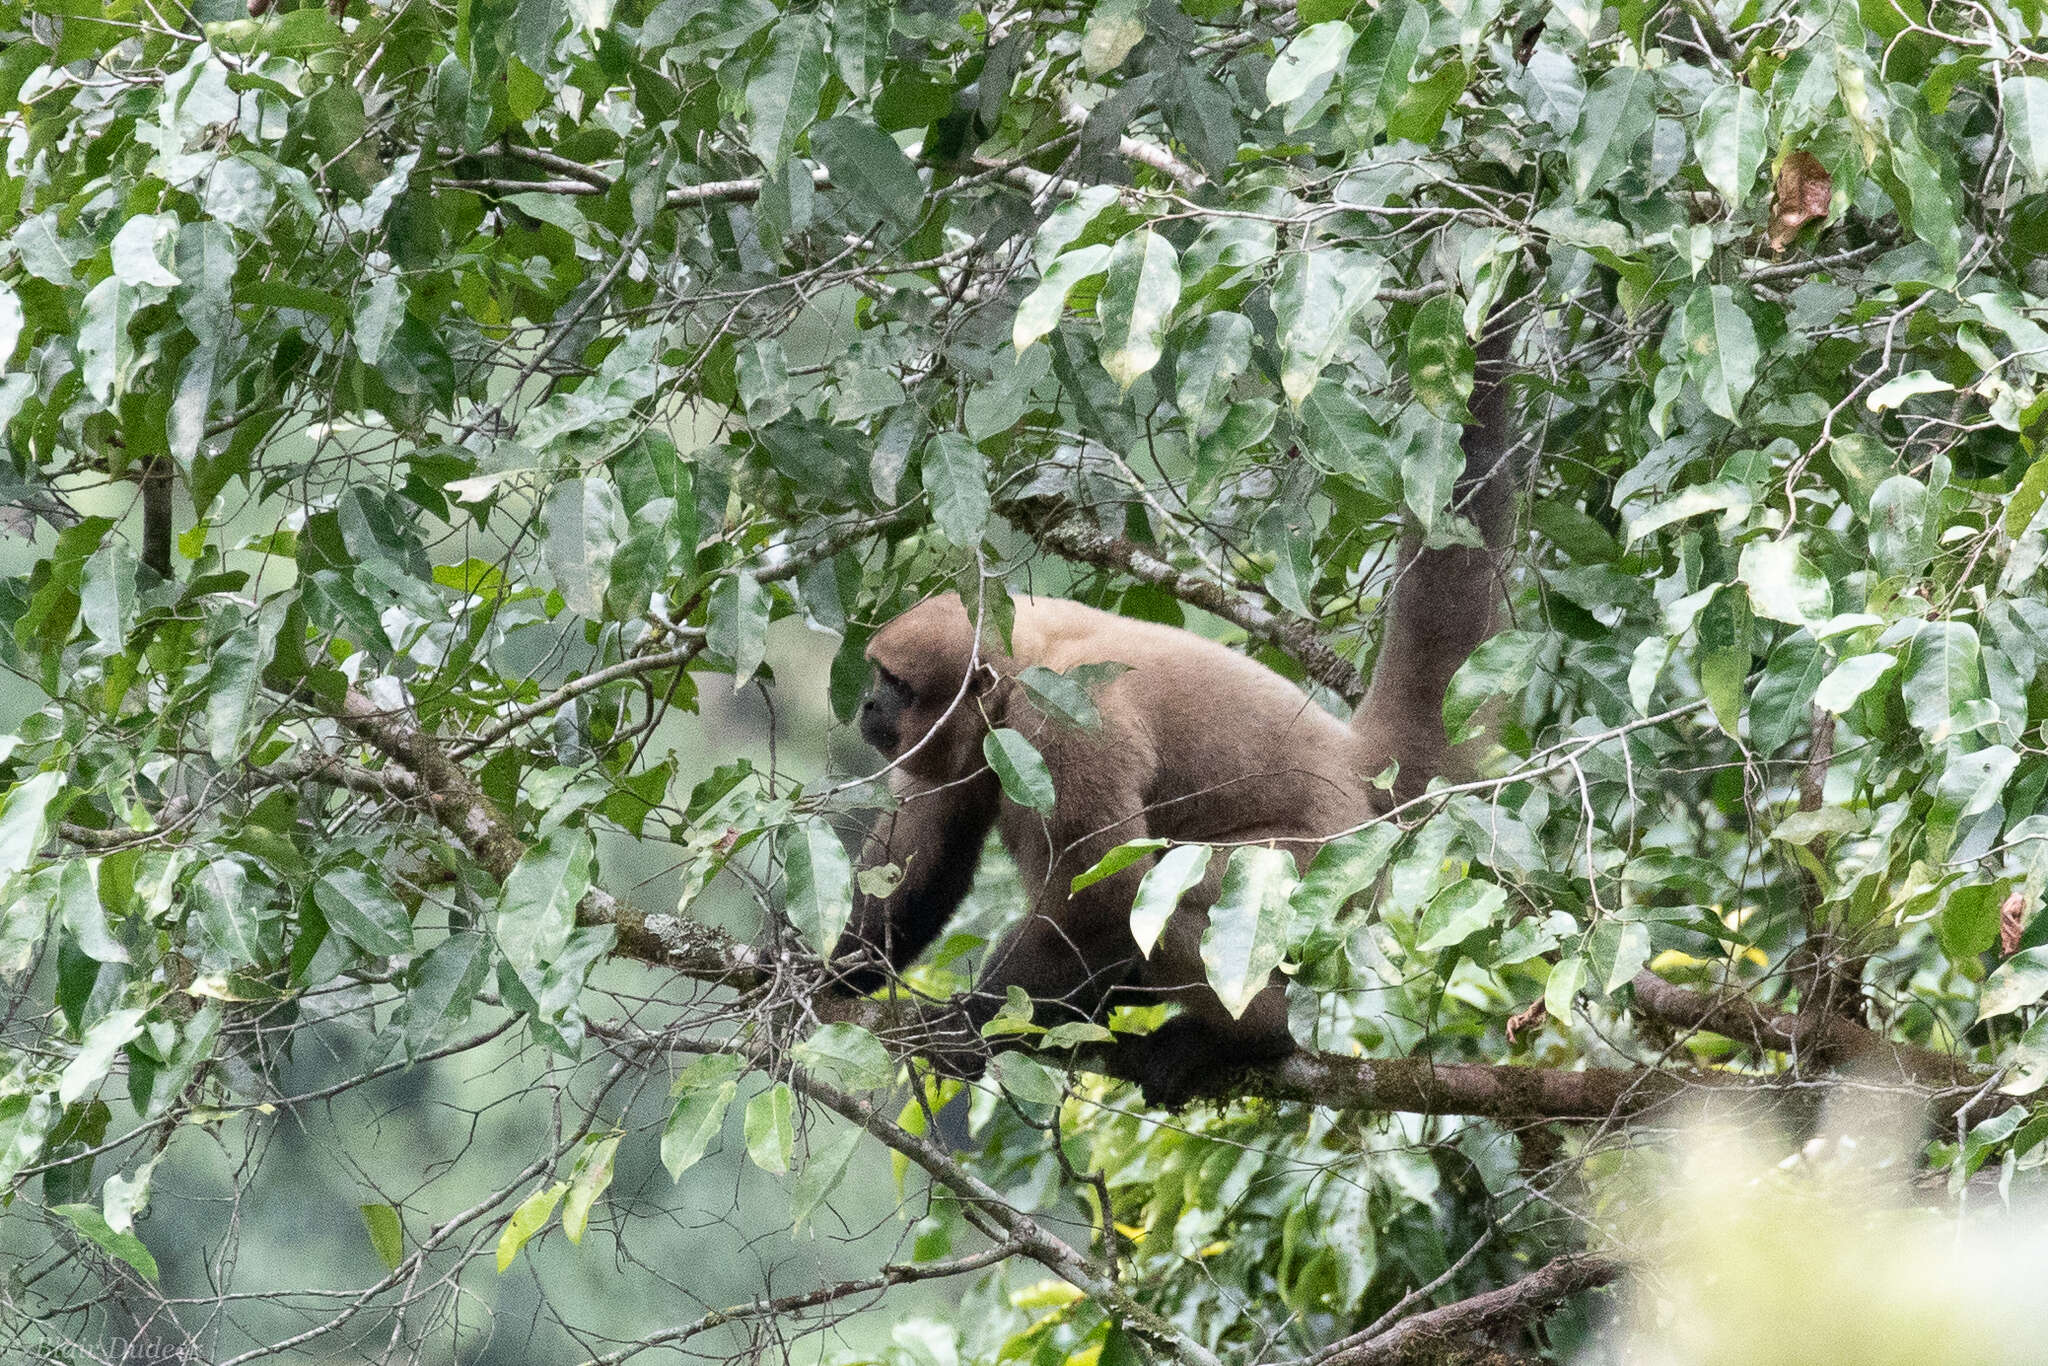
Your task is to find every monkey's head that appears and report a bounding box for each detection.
[858,594,1001,780]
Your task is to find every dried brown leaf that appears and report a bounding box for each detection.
[1769,151,1832,252]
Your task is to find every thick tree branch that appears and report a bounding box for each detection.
[1310,1253,1620,1366]
[1628,969,1999,1114]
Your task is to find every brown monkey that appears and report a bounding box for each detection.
[835,317,1524,1107]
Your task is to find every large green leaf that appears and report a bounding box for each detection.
[922,433,989,547]
[783,817,855,956]
[1696,85,1766,206]
[1200,847,1297,1018]
[1569,67,1653,198]
[1097,229,1180,389]
[744,15,827,169]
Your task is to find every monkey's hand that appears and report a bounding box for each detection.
[918,993,997,1083]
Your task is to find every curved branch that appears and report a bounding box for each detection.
[1312,1253,1621,1366]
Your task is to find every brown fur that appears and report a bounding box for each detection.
[834,319,1525,1106]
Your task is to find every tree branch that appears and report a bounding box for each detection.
[1627,969,1999,1115]
[1008,502,1366,700]
[1309,1253,1620,1366]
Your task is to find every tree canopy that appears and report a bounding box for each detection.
[4,0,2048,1359]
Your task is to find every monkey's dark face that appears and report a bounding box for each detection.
[857,666,915,756]
[860,594,1002,780]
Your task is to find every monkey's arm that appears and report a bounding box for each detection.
[831,770,1003,993]
[967,805,1151,1029]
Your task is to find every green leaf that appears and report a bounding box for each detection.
[922,433,989,547]
[496,1182,566,1271]
[783,818,854,956]
[709,571,770,690]
[1629,635,1672,714]
[1865,370,1952,411]
[2006,457,2048,537]
[313,866,414,957]
[544,478,627,618]
[79,541,137,655]
[77,278,142,404]
[1623,480,1754,545]
[1175,312,1252,435]
[1292,826,1402,923]
[1901,622,1983,742]
[58,859,125,964]
[59,1007,146,1106]
[745,1082,796,1173]
[1201,846,1297,1018]
[1443,630,1542,742]
[662,1055,740,1180]
[1737,536,1832,626]
[810,117,922,235]
[53,1202,158,1280]
[1274,249,1381,407]
[1814,652,1897,714]
[1415,878,1505,952]
[1018,664,1106,730]
[1343,0,1427,139]
[403,931,492,1057]
[983,728,1056,812]
[1407,292,1474,421]
[991,1051,1066,1105]
[1929,745,2019,860]
[1385,57,1466,144]
[1683,285,1759,421]
[1131,844,1212,957]
[794,1022,894,1089]
[744,15,827,169]
[790,1122,863,1233]
[1569,67,1653,198]
[1980,946,2048,1020]
[1695,585,1752,737]
[205,624,264,765]
[0,282,21,372]
[354,274,407,368]
[1013,244,1112,352]
[360,1204,404,1270]
[1081,0,1146,75]
[1544,954,1586,1020]
[109,214,180,288]
[1097,229,1180,390]
[2005,76,2048,188]
[1072,837,1170,894]
[193,857,272,968]
[1939,883,2005,964]
[496,829,594,974]
[0,1091,56,1188]
[1267,21,1356,128]
[561,1133,620,1244]
[1696,85,1766,206]
[1868,475,1933,579]
[0,770,63,880]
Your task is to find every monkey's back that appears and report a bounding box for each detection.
[1005,597,1370,842]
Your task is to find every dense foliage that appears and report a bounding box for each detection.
[5,0,2048,1358]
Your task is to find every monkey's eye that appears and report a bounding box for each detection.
[874,667,912,700]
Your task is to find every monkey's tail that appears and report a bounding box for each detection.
[1348,306,1527,798]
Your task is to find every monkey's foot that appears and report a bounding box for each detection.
[1129,1015,1294,1110]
